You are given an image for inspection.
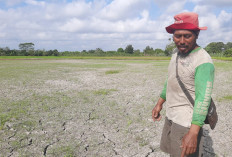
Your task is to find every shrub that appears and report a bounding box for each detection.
[224,48,232,57]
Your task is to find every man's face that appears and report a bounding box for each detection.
[173,30,198,54]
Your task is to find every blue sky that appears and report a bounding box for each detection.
[0,0,232,51]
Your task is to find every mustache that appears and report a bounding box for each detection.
[177,45,187,48]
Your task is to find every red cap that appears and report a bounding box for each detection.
[166,12,207,34]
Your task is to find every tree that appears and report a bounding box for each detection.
[0,48,5,56]
[164,42,176,56]
[125,45,134,54]
[134,49,141,55]
[143,46,154,56]
[81,50,87,53]
[44,49,59,56]
[1,47,10,56]
[53,49,59,56]
[117,48,124,53]
[205,42,225,54]
[28,50,35,56]
[224,48,232,57]
[95,48,104,55]
[19,43,35,52]
[34,50,44,56]
[88,50,95,54]
[154,48,164,55]
[225,42,232,50]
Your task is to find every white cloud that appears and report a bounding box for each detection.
[37,32,50,39]
[0,0,231,51]
[218,10,232,24]
[0,0,24,6]
[0,24,6,38]
[59,17,89,33]
[99,0,150,20]
[166,1,186,14]
[63,1,92,17]
[25,0,45,6]
[190,0,232,6]
[193,5,213,15]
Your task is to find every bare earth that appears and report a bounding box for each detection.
[0,59,231,157]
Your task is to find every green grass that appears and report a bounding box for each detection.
[0,56,171,60]
[214,61,232,71]
[105,70,120,74]
[0,100,30,129]
[94,89,117,95]
[0,56,63,59]
[1,55,232,61]
[48,145,76,157]
[222,95,232,100]
[212,57,232,61]
[135,136,149,147]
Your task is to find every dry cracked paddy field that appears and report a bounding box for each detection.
[0,59,231,157]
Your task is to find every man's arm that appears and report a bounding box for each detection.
[192,63,215,126]
[152,79,167,122]
[181,63,215,156]
[160,78,167,100]
[181,124,200,157]
[152,97,165,122]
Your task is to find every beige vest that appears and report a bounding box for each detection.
[166,48,213,128]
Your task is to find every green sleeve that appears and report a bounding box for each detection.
[192,63,215,127]
[160,77,167,100]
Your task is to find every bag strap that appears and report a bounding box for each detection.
[176,54,195,106]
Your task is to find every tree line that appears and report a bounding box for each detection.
[0,42,232,57]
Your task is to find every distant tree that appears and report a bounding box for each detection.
[28,50,35,56]
[224,48,232,57]
[81,50,87,53]
[44,49,59,56]
[1,47,11,56]
[88,50,95,53]
[53,49,59,56]
[134,49,141,55]
[0,48,5,56]
[117,48,124,53]
[34,50,44,56]
[205,42,225,54]
[154,48,164,55]
[47,50,54,56]
[43,50,49,56]
[95,48,104,54]
[125,45,134,54]
[10,49,19,56]
[106,51,117,55]
[19,43,35,52]
[144,46,154,55]
[61,51,80,56]
[225,42,232,50]
[164,42,176,56]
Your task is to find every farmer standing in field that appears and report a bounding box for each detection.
[152,12,215,157]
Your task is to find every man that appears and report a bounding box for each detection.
[152,12,214,157]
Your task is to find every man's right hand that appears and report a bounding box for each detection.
[152,97,165,122]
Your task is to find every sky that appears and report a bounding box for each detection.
[0,0,232,52]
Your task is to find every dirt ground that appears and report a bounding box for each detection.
[0,59,231,157]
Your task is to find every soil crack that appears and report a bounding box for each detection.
[145,147,155,157]
[43,139,60,156]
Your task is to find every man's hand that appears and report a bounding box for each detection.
[152,97,165,122]
[181,124,200,157]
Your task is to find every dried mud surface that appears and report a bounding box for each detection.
[0,59,231,157]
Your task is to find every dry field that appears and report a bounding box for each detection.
[0,59,231,157]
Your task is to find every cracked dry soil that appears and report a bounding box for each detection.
[0,59,231,157]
